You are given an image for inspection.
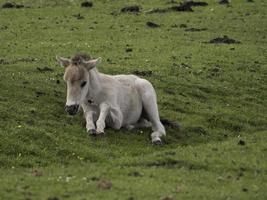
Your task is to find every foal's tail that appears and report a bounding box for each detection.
[160,118,180,129]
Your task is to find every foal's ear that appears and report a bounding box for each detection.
[82,57,102,70]
[56,56,71,68]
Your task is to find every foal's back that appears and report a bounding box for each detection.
[112,74,139,86]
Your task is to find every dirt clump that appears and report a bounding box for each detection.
[0,58,9,65]
[238,139,245,145]
[219,0,230,4]
[125,48,133,52]
[146,21,160,28]
[185,27,207,32]
[184,1,208,6]
[2,2,14,8]
[36,91,46,97]
[0,25,8,31]
[128,171,143,177]
[36,66,53,72]
[148,4,193,13]
[167,0,178,4]
[148,1,208,13]
[121,5,140,13]
[170,3,194,12]
[209,35,240,44]
[97,180,112,189]
[32,169,42,177]
[90,176,100,181]
[2,2,24,9]
[161,196,174,200]
[73,13,84,20]
[133,70,153,76]
[81,1,93,7]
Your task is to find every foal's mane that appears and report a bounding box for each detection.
[71,53,91,65]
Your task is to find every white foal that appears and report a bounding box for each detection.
[57,53,166,145]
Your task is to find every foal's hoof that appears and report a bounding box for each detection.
[89,129,105,137]
[88,129,97,136]
[152,139,163,146]
[96,131,105,136]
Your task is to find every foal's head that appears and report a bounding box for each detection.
[57,53,101,115]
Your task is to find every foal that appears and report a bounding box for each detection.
[57,53,166,145]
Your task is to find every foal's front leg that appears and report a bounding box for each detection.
[82,103,98,135]
[85,111,97,135]
[96,103,110,134]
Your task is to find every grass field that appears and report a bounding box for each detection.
[0,0,266,199]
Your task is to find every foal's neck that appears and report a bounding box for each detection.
[87,68,102,99]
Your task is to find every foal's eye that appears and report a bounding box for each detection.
[80,81,87,88]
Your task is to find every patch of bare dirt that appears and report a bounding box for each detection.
[185,1,208,6]
[0,25,8,31]
[146,21,160,28]
[148,1,208,13]
[166,0,178,4]
[36,66,53,72]
[185,27,207,32]
[35,91,46,97]
[208,35,240,44]
[125,48,133,52]
[219,0,230,4]
[121,5,140,13]
[133,70,153,76]
[81,1,93,7]
[2,2,25,9]
[238,139,245,145]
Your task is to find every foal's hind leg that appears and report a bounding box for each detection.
[136,79,166,145]
[124,118,151,131]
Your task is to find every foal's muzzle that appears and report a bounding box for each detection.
[65,104,79,116]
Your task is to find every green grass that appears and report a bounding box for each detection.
[0,0,266,199]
